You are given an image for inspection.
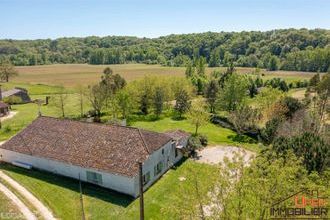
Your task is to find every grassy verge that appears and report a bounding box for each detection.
[0,175,41,219]
[1,160,217,220]
[132,117,260,152]
[0,190,25,220]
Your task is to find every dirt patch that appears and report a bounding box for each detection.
[0,111,17,122]
[195,146,256,165]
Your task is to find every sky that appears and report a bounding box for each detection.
[1,0,329,40]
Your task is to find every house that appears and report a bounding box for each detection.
[0,116,190,197]
[0,87,31,103]
[0,101,10,117]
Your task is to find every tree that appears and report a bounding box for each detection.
[116,90,132,119]
[217,73,248,111]
[188,100,209,135]
[261,117,282,144]
[267,55,279,71]
[51,87,68,118]
[204,79,219,113]
[309,73,320,87]
[279,96,303,119]
[0,60,18,82]
[140,93,149,115]
[195,57,206,77]
[185,62,195,78]
[153,87,164,117]
[86,84,107,119]
[174,89,191,119]
[229,104,259,135]
[75,85,87,117]
[272,132,330,173]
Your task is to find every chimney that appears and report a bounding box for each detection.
[0,84,2,101]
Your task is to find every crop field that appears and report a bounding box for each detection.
[13,64,316,87]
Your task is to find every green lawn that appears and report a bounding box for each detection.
[132,117,259,151]
[0,190,25,220]
[0,93,89,141]
[1,160,217,220]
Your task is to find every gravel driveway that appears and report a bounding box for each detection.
[195,145,256,165]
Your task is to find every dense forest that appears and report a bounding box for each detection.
[0,29,329,72]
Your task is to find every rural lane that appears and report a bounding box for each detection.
[0,182,37,220]
[0,171,56,220]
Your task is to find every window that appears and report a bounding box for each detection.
[175,148,179,158]
[162,149,165,155]
[86,171,103,185]
[143,172,150,185]
[154,161,164,176]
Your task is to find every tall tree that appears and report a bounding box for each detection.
[188,100,209,135]
[217,73,248,112]
[204,79,219,113]
[86,84,107,119]
[0,60,18,82]
[153,87,164,118]
[51,87,68,118]
[174,89,191,119]
[116,90,132,119]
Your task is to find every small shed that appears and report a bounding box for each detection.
[1,87,31,103]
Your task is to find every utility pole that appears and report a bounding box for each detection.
[139,162,144,220]
[78,174,86,220]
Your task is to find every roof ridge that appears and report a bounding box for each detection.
[38,115,147,132]
[137,128,151,154]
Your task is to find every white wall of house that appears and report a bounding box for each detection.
[134,140,184,195]
[0,149,137,197]
[0,137,188,198]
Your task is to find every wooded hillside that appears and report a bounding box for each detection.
[1,29,329,72]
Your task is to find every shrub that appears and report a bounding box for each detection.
[198,134,208,146]
[187,136,203,151]
[3,125,11,133]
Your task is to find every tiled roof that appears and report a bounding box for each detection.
[0,116,172,177]
[164,130,191,141]
[0,101,9,108]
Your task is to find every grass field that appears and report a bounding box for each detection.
[12,64,316,87]
[0,160,217,220]
[0,190,24,220]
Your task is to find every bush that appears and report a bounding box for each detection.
[3,96,23,104]
[198,134,208,146]
[188,136,203,151]
[3,125,12,133]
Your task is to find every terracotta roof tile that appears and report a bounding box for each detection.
[1,116,172,177]
[0,101,9,108]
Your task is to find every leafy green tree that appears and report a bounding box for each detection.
[185,62,195,78]
[272,132,330,173]
[174,89,191,119]
[280,97,303,119]
[116,90,132,119]
[261,117,282,144]
[309,73,321,87]
[217,73,248,111]
[188,100,209,135]
[204,79,219,113]
[86,84,107,119]
[229,104,259,135]
[140,93,149,115]
[0,60,18,82]
[153,87,165,117]
[267,55,280,71]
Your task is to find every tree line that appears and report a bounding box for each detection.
[0,29,329,72]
